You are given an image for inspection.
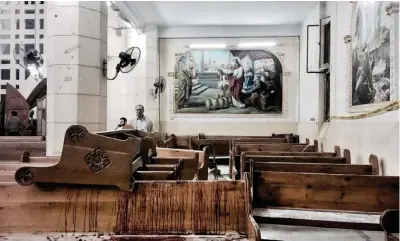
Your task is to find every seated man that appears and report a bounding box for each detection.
[115,117,129,130]
[130,104,153,132]
[5,111,24,136]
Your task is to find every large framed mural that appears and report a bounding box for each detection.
[348,1,399,112]
[173,49,283,115]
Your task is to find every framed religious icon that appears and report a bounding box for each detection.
[347,1,399,112]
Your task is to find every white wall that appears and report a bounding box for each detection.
[298,3,321,142]
[320,2,399,175]
[159,37,299,135]
[159,25,301,38]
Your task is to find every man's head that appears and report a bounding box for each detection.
[135,104,144,119]
[119,117,127,126]
[11,111,17,117]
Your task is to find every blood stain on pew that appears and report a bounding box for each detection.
[110,182,246,236]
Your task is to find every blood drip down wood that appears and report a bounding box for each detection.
[0,181,253,237]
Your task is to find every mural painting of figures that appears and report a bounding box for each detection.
[174,49,283,114]
[351,1,392,106]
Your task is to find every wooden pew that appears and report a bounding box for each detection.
[229,140,320,179]
[155,147,209,180]
[198,133,296,141]
[0,161,181,180]
[0,141,46,161]
[157,134,176,148]
[239,150,379,179]
[239,152,362,179]
[251,170,399,230]
[230,137,289,151]
[380,209,399,241]
[0,178,261,240]
[151,154,199,180]
[250,161,377,175]
[96,129,158,164]
[234,141,319,154]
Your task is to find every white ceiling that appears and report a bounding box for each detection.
[116,1,318,27]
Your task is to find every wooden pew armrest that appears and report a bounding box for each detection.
[381,209,399,240]
[247,214,261,241]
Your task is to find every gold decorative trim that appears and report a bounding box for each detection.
[330,101,399,120]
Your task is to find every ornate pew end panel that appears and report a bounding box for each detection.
[14,125,141,191]
[0,180,261,240]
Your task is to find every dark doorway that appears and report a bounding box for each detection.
[322,21,331,122]
[323,22,331,65]
[324,71,330,122]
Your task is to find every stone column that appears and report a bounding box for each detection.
[46,1,107,155]
[106,8,129,130]
[125,25,160,131]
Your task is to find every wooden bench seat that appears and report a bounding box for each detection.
[254,208,382,230]
[251,170,399,230]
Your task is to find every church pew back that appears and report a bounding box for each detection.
[242,151,338,157]
[252,171,399,212]
[252,162,374,175]
[229,142,319,179]
[0,180,260,240]
[135,171,176,180]
[155,147,208,180]
[239,155,348,180]
[151,154,199,180]
[235,143,318,153]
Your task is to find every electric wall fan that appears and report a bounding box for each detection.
[103,46,141,80]
[150,76,166,99]
[13,46,45,81]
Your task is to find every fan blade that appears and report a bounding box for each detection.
[160,80,166,93]
[120,47,141,74]
[14,47,28,69]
